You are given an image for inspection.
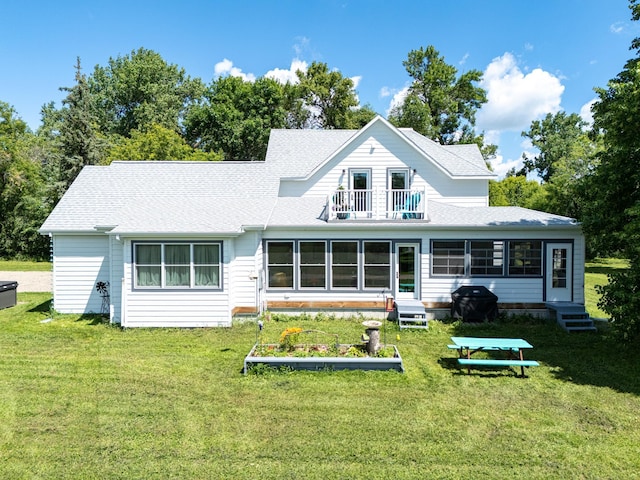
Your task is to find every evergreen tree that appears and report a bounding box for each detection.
[58,58,104,193]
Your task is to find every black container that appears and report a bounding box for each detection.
[451,285,498,322]
[0,281,18,310]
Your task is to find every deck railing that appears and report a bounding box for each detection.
[327,188,425,221]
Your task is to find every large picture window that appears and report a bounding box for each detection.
[134,242,221,289]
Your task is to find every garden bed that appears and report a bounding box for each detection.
[243,343,404,373]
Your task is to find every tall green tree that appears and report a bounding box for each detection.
[520,112,595,183]
[292,62,361,129]
[520,111,601,220]
[0,102,49,259]
[185,76,287,160]
[584,1,640,256]
[389,45,488,146]
[89,48,204,136]
[584,0,640,343]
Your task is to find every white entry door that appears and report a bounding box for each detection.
[395,243,420,300]
[546,243,573,302]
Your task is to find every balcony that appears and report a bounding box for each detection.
[327,188,426,221]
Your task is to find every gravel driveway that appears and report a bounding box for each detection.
[0,271,52,292]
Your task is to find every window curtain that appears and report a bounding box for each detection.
[194,245,220,287]
[136,245,161,287]
[165,245,190,286]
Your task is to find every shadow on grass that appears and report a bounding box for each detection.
[75,313,111,326]
[437,354,531,378]
[451,318,640,395]
[28,299,52,313]
[585,265,628,275]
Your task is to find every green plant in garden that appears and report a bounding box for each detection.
[279,327,303,351]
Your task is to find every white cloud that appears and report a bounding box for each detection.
[265,59,308,84]
[384,85,410,115]
[610,21,625,34]
[488,153,523,179]
[476,52,564,132]
[379,86,393,98]
[580,98,598,126]
[213,58,256,82]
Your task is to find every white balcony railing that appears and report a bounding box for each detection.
[327,188,426,221]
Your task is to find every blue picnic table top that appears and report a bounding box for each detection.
[450,336,533,350]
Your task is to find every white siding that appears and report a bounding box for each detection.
[572,233,586,304]
[230,232,262,310]
[109,235,124,324]
[121,238,232,328]
[52,234,109,314]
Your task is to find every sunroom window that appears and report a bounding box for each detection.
[432,241,465,276]
[470,241,504,276]
[331,241,358,288]
[363,241,391,289]
[267,241,294,288]
[508,241,542,276]
[300,241,326,288]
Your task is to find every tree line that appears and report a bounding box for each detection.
[1,0,639,342]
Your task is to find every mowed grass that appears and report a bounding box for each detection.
[585,258,629,319]
[1,293,639,479]
[0,259,51,271]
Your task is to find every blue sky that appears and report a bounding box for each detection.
[2,0,638,176]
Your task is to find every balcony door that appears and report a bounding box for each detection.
[388,169,409,215]
[350,169,370,213]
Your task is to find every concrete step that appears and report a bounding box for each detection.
[547,302,596,333]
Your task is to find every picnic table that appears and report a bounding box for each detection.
[448,336,539,377]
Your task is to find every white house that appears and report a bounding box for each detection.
[39,116,587,328]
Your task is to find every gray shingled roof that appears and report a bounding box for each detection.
[400,129,493,177]
[427,201,578,227]
[264,129,356,177]
[40,161,279,234]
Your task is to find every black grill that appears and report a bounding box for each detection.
[451,285,498,322]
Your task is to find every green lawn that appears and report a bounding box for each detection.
[1,293,639,478]
[0,260,51,271]
[585,257,629,319]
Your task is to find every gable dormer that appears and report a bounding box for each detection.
[267,116,495,221]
